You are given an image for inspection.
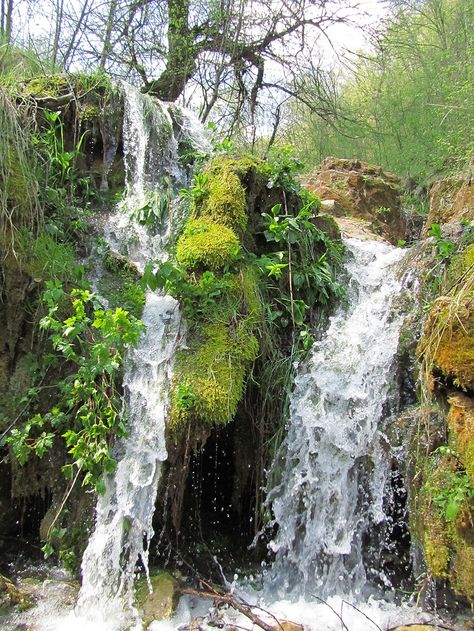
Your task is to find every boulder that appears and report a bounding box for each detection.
[422,178,474,236]
[135,572,177,627]
[303,157,406,244]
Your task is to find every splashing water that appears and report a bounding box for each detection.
[265,238,408,600]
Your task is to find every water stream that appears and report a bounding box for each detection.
[265,237,408,601]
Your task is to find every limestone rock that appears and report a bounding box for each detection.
[422,177,474,236]
[303,157,406,244]
[135,572,177,627]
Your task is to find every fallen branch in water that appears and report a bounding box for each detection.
[180,586,291,631]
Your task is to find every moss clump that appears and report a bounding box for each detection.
[79,104,100,122]
[452,544,474,601]
[169,322,258,431]
[240,264,263,327]
[23,74,69,97]
[135,571,178,626]
[429,296,474,390]
[448,394,474,485]
[16,231,82,285]
[423,511,450,577]
[418,243,474,391]
[200,167,247,233]
[415,449,474,602]
[176,219,240,271]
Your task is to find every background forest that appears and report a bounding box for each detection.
[1,0,473,186]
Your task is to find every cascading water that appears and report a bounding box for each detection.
[73,84,187,628]
[265,237,408,600]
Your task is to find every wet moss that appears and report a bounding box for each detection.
[418,240,474,392]
[169,321,258,431]
[452,543,474,601]
[200,164,247,233]
[448,394,474,485]
[176,218,240,271]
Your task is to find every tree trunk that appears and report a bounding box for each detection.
[51,0,65,67]
[2,0,13,43]
[146,0,196,101]
[99,0,118,69]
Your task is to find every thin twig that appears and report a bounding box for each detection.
[342,600,382,631]
[311,594,349,631]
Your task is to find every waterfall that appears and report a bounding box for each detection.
[265,238,408,600]
[75,84,189,628]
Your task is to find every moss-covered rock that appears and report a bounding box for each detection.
[176,218,240,271]
[200,167,247,233]
[448,394,474,485]
[452,544,474,601]
[22,74,70,98]
[134,572,178,627]
[418,240,474,392]
[169,322,258,431]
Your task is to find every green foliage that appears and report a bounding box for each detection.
[257,200,345,331]
[431,446,474,522]
[290,0,474,181]
[16,230,84,285]
[0,87,40,251]
[6,282,144,493]
[428,223,456,260]
[176,218,240,271]
[33,109,90,208]
[179,172,209,210]
[132,181,172,228]
[143,260,235,321]
[266,145,304,191]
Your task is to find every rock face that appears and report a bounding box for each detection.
[422,177,474,236]
[303,157,407,244]
[135,572,177,627]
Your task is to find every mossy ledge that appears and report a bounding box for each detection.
[166,156,261,433]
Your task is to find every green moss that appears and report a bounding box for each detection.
[79,104,100,122]
[176,218,240,271]
[16,230,82,285]
[23,74,69,97]
[206,154,269,179]
[200,167,247,233]
[240,264,263,327]
[169,322,258,432]
[452,543,474,601]
[448,394,474,485]
[135,571,177,626]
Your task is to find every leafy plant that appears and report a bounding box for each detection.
[142,260,234,320]
[179,172,209,210]
[428,223,456,260]
[33,109,88,206]
[431,456,474,522]
[132,180,172,227]
[6,281,144,494]
[258,200,344,331]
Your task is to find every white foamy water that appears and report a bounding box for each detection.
[266,238,408,598]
